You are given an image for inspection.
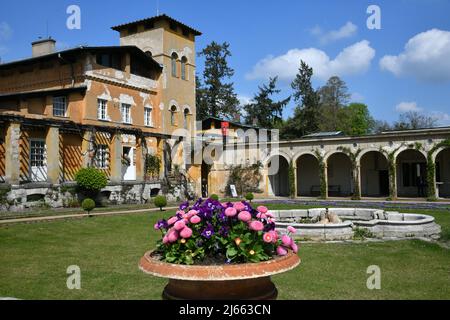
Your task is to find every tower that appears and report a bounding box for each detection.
[112,14,202,137]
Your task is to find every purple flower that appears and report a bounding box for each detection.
[179,201,189,211]
[156,219,169,230]
[201,224,215,239]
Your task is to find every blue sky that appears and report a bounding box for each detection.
[1,0,449,125]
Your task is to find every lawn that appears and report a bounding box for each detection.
[0,204,449,300]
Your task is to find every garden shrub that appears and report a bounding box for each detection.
[154,195,167,211]
[209,194,219,201]
[245,192,254,202]
[81,198,95,215]
[75,167,107,196]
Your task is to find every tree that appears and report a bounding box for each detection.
[318,76,351,131]
[393,111,438,130]
[337,103,375,136]
[195,75,209,120]
[196,42,240,120]
[373,120,392,134]
[281,61,320,139]
[243,77,290,128]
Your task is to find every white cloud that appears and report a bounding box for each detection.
[246,40,375,82]
[0,22,12,41]
[380,29,450,82]
[395,101,423,113]
[312,22,358,45]
[238,95,252,106]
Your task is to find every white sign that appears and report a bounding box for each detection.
[230,185,238,198]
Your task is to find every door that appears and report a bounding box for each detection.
[30,139,47,182]
[122,147,136,181]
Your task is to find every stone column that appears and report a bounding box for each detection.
[81,130,93,167]
[5,122,21,185]
[322,164,329,199]
[135,136,145,182]
[157,138,165,180]
[46,125,61,184]
[389,158,398,200]
[293,163,298,198]
[353,164,362,200]
[110,133,122,183]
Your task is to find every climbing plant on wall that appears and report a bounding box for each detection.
[288,160,296,199]
[313,149,327,199]
[426,139,450,201]
[337,146,362,200]
[145,154,161,181]
[380,144,404,201]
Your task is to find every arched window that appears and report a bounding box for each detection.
[181,56,188,80]
[170,105,178,126]
[183,108,190,129]
[171,53,178,77]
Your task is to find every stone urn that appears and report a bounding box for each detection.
[139,251,300,300]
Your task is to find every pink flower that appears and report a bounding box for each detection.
[269,230,278,243]
[180,227,193,239]
[257,213,267,220]
[233,202,246,212]
[277,246,288,256]
[187,210,198,218]
[266,212,274,218]
[263,232,273,243]
[174,220,186,231]
[190,215,201,224]
[167,216,178,226]
[225,207,238,217]
[153,223,159,230]
[163,235,170,244]
[257,206,268,214]
[291,242,299,254]
[238,211,252,222]
[282,235,292,247]
[249,220,264,232]
[167,229,179,243]
[287,226,297,234]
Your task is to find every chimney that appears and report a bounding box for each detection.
[32,37,56,57]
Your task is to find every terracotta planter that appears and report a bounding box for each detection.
[139,251,301,300]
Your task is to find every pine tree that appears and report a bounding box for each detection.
[281,61,320,139]
[196,42,240,120]
[243,77,290,128]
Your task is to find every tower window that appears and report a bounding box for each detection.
[53,96,67,117]
[181,56,188,80]
[171,53,178,77]
[170,105,178,126]
[184,108,190,129]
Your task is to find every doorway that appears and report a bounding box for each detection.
[122,146,136,181]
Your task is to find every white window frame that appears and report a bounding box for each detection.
[95,144,109,169]
[121,103,132,124]
[53,96,67,117]
[98,99,108,121]
[144,107,153,127]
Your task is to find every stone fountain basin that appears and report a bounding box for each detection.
[274,208,441,241]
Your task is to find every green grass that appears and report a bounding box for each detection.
[0,205,449,300]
